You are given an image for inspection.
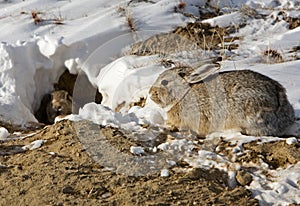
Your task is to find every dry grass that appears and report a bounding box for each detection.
[31,11,43,24]
[177,1,186,10]
[263,49,284,64]
[126,13,136,32]
[117,6,137,32]
[29,10,64,25]
[159,58,190,68]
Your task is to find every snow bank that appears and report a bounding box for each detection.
[95,55,164,112]
[0,40,50,125]
[0,37,87,125]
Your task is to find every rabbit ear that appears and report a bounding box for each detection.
[67,94,73,102]
[193,56,222,67]
[186,63,220,84]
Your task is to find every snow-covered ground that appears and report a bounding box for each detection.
[1,0,300,205]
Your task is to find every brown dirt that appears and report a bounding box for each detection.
[1,119,299,205]
[213,137,300,170]
[242,140,300,169]
[0,120,261,206]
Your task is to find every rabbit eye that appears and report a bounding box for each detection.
[178,72,185,78]
[161,80,168,86]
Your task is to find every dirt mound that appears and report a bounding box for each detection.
[0,120,260,205]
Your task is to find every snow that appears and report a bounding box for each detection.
[48,152,56,156]
[286,137,298,145]
[160,169,170,177]
[22,139,47,151]
[250,162,300,205]
[96,55,164,111]
[130,146,145,155]
[203,12,243,27]
[0,127,10,140]
[1,0,300,205]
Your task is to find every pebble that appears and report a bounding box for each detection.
[236,170,253,186]
[160,169,170,177]
[102,192,112,198]
[0,127,9,140]
[130,146,145,155]
[286,137,298,145]
[62,186,75,194]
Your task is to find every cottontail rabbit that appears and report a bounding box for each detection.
[35,90,72,124]
[149,62,295,136]
[45,90,73,124]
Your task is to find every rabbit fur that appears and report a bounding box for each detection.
[46,90,72,124]
[149,64,295,137]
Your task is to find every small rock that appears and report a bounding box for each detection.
[60,128,72,135]
[0,164,13,169]
[49,152,56,157]
[160,169,170,177]
[101,192,112,198]
[236,170,253,186]
[62,186,75,195]
[185,168,203,180]
[130,146,145,155]
[168,190,174,195]
[286,137,297,145]
[0,127,9,140]
[14,164,22,171]
[22,140,46,151]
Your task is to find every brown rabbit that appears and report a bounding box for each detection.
[149,61,295,137]
[44,90,72,124]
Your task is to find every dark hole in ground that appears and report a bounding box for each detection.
[35,70,102,124]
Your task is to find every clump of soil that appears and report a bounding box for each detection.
[241,140,300,169]
[212,137,300,170]
[0,121,42,134]
[0,120,258,205]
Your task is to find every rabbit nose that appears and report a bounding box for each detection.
[55,106,63,113]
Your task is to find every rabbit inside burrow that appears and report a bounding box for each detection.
[45,90,73,124]
[149,62,295,137]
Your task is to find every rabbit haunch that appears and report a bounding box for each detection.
[149,67,295,137]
